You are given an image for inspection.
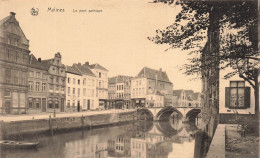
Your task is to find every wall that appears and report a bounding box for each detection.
[0,111,136,138]
[219,68,255,114]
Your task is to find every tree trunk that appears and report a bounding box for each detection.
[201,3,221,138]
[254,69,259,118]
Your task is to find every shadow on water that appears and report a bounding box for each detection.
[0,117,205,158]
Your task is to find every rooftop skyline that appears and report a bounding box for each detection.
[0,0,202,92]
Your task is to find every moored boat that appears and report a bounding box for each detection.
[0,140,39,149]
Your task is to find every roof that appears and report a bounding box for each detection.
[137,67,171,83]
[89,63,108,71]
[172,90,183,98]
[66,66,82,75]
[29,54,48,70]
[173,89,200,101]
[192,92,200,99]
[109,75,133,84]
[41,59,52,69]
[73,64,96,77]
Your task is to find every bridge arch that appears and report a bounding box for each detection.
[186,108,201,122]
[156,106,183,121]
[137,108,154,119]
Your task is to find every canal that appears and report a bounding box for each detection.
[0,117,202,158]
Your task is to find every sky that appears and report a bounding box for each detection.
[0,0,202,92]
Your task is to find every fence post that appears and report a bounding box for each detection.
[81,115,84,130]
[1,120,6,139]
[194,130,203,158]
[49,115,53,135]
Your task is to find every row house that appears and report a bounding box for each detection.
[87,62,109,109]
[27,54,48,113]
[131,67,173,107]
[65,63,98,111]
[41,52,66,113]
[172,90,201,108]
[0,12,30,114]
[108,75,132,109]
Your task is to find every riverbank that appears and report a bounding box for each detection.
[0,109,136,139]
[205,124,259,158]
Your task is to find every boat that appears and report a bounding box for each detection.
[0,140,39,149]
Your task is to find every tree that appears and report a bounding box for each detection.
[148,0,259,138]
[149,0,259,116]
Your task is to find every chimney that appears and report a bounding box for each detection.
[38,58,41,63]
[159,68,162,73]
[85,62,89,66]
[10,12,16,16]
[78,62,81,65]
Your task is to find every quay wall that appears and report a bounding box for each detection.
[0,111,136,139]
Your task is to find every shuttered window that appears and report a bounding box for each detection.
[225,81,250,109]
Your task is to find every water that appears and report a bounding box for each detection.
[0,117,202,158]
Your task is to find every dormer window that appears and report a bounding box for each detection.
[57,60,59,64]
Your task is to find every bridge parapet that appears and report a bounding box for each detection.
[137,107,201,121]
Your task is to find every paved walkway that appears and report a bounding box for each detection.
[0,109,136,122]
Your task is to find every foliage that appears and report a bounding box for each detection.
[148,0,259,81]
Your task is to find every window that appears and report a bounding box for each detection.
[36,72,40,78]
[73,88,75,95]
[78,79,80,85]
[29,71,34,77]
[61,86,65,92]
[83,88,86,96]
[35,98,41,108]
[99,72,101,78]
[68,77,70,83]
[56,77,59,84]
[42,83,46,91]
[28,98,33,108]
[78,88,80,97]
[56,85,59,91]
[73,78,76,84]
[29,81,33,91]
[35,82,40,91]
[68,87,70,95]
[83,78,86,85]
[225,81,250,109]
[50,77,54,84]
[67,100,70,108]
[72,100,75,108]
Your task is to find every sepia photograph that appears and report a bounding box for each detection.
[0,0,259,157]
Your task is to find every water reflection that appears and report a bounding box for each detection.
[1,117,201,158]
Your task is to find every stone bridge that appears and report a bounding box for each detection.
[137,106,201,122]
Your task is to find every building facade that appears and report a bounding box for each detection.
[65,65,82,112]
[66,63,98,111]
[219,68,256,116]
[0,12,30,114]
[87,62,109,109]
[146,90,164,107]
[27,54,48,113]
[131,67,173,108]
[108,75,132,109]
[172,90,201,108]
[42,52,66,113]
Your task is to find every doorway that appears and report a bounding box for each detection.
[77,101,80,112]
[87,100,90,110]
[4,101,11,114]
